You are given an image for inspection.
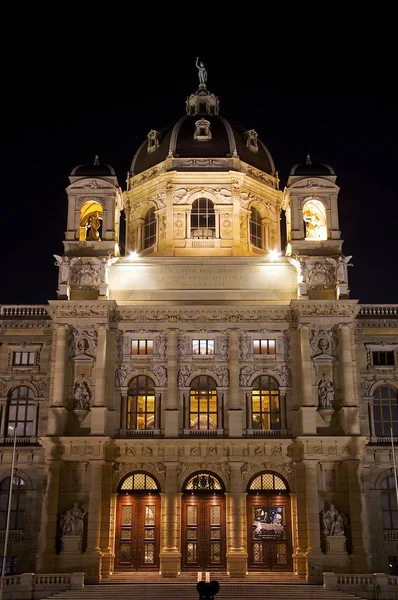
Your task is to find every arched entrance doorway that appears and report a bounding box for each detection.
[115,472,160,570]
[181,472,226,571]
[247,471,293,571]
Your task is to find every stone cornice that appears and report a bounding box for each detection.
[47,300,118,323]
[290,300,360,321]
[116,306,291,324]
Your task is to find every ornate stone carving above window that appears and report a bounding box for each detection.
[147,130,160,153]
[194,119,212,141]
[245,129,259,153]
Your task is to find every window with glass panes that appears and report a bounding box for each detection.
[12,351,35,366]
[382,475,398,530]
[144,207,156,249]
[190,198,215,238]
[7,386,35,437]
[373,386,398,436]
[373,351,395,366]
[131,340,153,355]
[192,339,215,355]
[250,207,262,248]
[127,376,156,430]
[0,477,26,530]
[189,376,218,430]
[251,376,280,430]
[253,339,276,355]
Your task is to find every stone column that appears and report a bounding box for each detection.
[298,325,317,434]
[99,463,114,579]
[228,329,243,437]
[227,462,247,576]
[84,460,104,583]
[136,218,144,250]
[37,460,61,572]
[338,324,359,434]
[344,459,371,571]
[91,325,108,435]
[303,460,323,583]
[160,462,181,576]
[164,329,179,437]
[48,324,68,435]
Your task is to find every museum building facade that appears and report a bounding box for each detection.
[0,78,397,584]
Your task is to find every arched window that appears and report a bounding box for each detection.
[7,386,35,437]
[250,376,280,431]
[119,472,159,492]
[303,199,327,240]
[381,475,398,530]
[191,198,215,239]
[189,375,218,430]
[127,376,156,430]
[250,207,262,248]
[373,385,398,436]
[248,472,288,492]
[143,207,156,249]
[0,476,26,530]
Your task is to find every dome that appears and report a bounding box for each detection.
[131,115,275,176]
[290,154,335,176]
[71,155,115,177]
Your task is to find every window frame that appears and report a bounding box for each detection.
[131,339,154,356]
[189,375,218,431]
[143,207,157,250]
[253,339,276,356]
[192,339,215,355]
[250,375,281,431]
[372,350,395,367]
[382,475,398,530]
[249,207,263,249]
[190,198,216,239]
[12,351,36,367]
[126,376,156,431]
[6,386,36,438]
[373,385,398,437]
[0,476,27,531]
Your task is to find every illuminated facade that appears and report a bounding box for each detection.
[1,79,397,585]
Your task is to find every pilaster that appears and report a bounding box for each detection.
[84,460,104,583]
[160,462,181,576]
[48,324,68,436]
[164,329,179,437]
[338,324,359,434]
[298,325,317,434]
[226,462,247,577]
[91,325,109,435]
[37,460,61,572]
[228,329,243,437]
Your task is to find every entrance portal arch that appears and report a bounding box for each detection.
[115,472,160,571]
[247,471,293,571]
[181,471,226,571]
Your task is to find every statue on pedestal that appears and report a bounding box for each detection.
[60,502,87,537]
[322,503,346,537]
[196,57,208,86]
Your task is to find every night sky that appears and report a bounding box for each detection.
[1,50,396,305]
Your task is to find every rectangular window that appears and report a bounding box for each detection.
[131,340,153,355]
[373,351,395,366]
[192,339,215,355]
[253,340,276,355]
[12,352,35,366]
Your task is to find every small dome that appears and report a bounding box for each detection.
[131,116,275,176]
[71,155,115,177]
[290,154,335,176]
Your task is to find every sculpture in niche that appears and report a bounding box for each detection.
[72,328,97,358]
[240,333,250,360]
[245,129,259,152]
[60,503,87,536]
[87,212,101,241]
[73,379,92,410]
[218,333,228,360]
[157,333,167,360]
[196,57,208,85]
[159,215,167,239]
[318,375,335,408]
[178,333,189,357]
[322,503,346,537]
[302,199,327,240]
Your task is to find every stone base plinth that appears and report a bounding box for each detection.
[338,406,360,435]
[160,552,181,577]
[227,552,248,577]
[326,535,347,555]
[61,535,82,554]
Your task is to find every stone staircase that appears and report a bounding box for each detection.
[41,572,366,600]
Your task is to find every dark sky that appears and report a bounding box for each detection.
[1,48,397,305]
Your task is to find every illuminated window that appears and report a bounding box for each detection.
[253,339,276,355]
[0,476,26,530]
[192,340,214,355]
[250,207,262,248]
[12,351,35,366]
[191,198,215,238]
[382,475,398,530]
[373,386,398,436]
[189,375,218,430]
[120,472,159,491]
[249,472,287,491]
[251,376,280,431]
[132,340,153,355]
[373,351,395,366]
[127,376,156,430]
[144,207,156,249]
[7,386,35,437]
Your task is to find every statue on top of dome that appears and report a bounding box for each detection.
[196,57,207,86]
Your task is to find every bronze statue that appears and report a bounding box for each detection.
[196,57,207,86]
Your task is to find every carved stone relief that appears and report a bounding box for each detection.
[70,328,98,358]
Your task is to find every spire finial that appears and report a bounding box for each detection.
[306,154,312,165]
[94,155,100,165]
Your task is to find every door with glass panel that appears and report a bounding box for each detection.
[182,472,226,570]
[247,472,292,571]
[115,473,160,570]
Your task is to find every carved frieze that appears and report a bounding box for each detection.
[240,364,291,387]
[70,328,98,358]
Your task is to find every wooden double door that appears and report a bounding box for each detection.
[247,493,293,571]
[182,493,226,570]
[115,493,160,570]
